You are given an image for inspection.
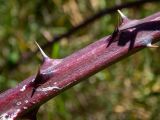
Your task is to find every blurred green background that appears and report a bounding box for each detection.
[0,0,160,120]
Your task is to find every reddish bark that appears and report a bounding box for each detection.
[0,11,160,120]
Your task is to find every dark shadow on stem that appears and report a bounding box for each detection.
[107,21,160,50]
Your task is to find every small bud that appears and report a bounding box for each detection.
[34,41,49,61]
[147,43,159,48]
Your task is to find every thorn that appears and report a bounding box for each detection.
[147,43,159,48]
[33,67,41,83]
[34,41,49,61]
[31,87,36,98]
[117,10,127,19]
[117,10,130,24]
[107,27,119,47]
[31,68,41,97]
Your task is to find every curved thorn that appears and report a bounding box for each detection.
[34,41,49,60]
[117,10,127,19]
[107,27,119,47]
[147,43,159,48]
[31,67,41,97]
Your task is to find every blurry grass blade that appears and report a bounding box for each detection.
[52,42,59,58]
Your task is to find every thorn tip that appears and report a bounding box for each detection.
[147,43,159,48]
[117,9,127,19]
[34,41,49,60]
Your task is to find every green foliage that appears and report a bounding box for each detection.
[0,0,160,120]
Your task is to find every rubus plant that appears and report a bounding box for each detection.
[0,0,157,74]
[0,10,160,120]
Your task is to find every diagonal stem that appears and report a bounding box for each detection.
[0,11,160,119]
[0,0,159,73]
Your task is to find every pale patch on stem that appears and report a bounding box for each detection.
[36,86,61,92]
[16,101,21,106]
[0,109,21,120]
[20,85,27,92]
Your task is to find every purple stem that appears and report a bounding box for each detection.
[0,11,160,120]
